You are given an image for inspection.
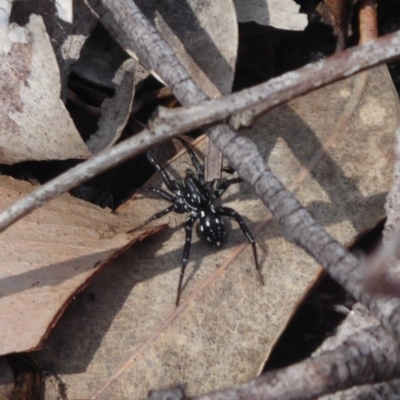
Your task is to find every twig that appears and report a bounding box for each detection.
[148,303,400,400]
[83,2,400,399]
[317,378,400,400]
[0,0,398,361]
[100,0,400,341]
[359,0,378,45]
[0,25,400,235]
[194,324,400,400]
[0,2,396,399]
[0,127,176,231]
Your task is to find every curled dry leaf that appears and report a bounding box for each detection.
[234,0,308,30]
[20,1,97,101]
[86,58,136,153]
[93,0,238,181]
[2,4,140,159]
[0,14,91,164]
[36,65,398,399]
[0,175,164,355]
[69,21,137,153]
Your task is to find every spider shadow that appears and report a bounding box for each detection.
[34,226,177,375]
[34,212,265,377]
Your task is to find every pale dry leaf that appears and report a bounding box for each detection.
[62,17,139,153]
[4,3,143,156]
[0,0,28,54]
[234,0,308,30]
[86,58,136,153]
[0,14,91,164]
[11,0,123,97]
[252,66,396,244]
[18,0,102,99]
[55,0,73,23]
[0,174,164,355]
[36,65,398,399]
[39,136,322,400]
[92,0,238,97]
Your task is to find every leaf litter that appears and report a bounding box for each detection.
[0,175,163,355]
[1,1,398,399]
[36,62,398,398]
[0,14,91,163]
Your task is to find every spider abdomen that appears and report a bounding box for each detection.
[199,208,226,247]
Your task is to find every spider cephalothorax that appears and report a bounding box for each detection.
[135,139,264,306]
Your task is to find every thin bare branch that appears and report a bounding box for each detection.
[194,323,400,400]
[1,27,399,237]
[100,1,400,343]
[317,378,400,400]
[0,127,180,231]
[359,0,378,44]
[148,304,400,399]
[0,0,398,359]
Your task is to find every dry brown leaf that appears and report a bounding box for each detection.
[0,175,166,355]
[0,14,91,164]
[234,0,308,30]
[36,65,398,399]
[2,4,142,160]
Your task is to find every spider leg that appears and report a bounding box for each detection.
[176,213,198,306]
[216,206,264,285]
[128,204,176,233]
[177,138,204,179]
[214,178,242,199]
[144,187,176,203]
[147,152,180,193]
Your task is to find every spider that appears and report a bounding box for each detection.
[135,139,264,306]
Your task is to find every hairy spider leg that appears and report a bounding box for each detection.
[176,213,198,306]
[214,178,242,198]
[177,139,205,179]
[128,204,176,233]
[144,186,176,203]
[216,206,264,285]
[147,152,181,194]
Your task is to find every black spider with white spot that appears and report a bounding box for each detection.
[135,139,264,306]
